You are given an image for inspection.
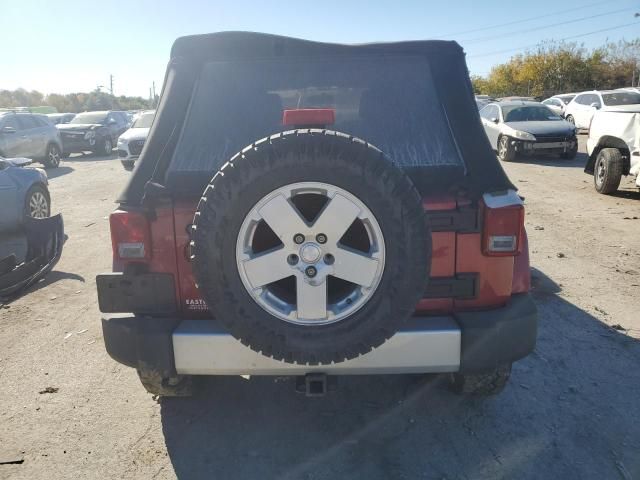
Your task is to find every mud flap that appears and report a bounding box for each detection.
[0,214,65,301]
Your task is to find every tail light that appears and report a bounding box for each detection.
[109,210,151,261]
[482,192,524,257]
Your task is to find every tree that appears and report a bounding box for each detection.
[1,88,154,112]
[473,38,640,98]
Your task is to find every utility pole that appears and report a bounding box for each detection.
[152,81,156,106]
[109,74,114,96]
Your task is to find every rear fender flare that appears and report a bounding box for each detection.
[586,136,630,175]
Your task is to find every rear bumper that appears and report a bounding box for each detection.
[101,293,537,376]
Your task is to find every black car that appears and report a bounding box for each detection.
[57,111,129,156]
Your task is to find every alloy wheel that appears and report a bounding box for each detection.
[29,191,49,218]
[236,182,386,325]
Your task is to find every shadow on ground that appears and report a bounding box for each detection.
[62,152,118,162]
[160,269,640,480]
[611,188,640,201]
[510,150,588,169]
[46,166,74,179]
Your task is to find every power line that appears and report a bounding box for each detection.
[468,20,640,58]
[461,7,636,44]
[437,0,617,38]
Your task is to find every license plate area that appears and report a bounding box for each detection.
[96,272,176,314]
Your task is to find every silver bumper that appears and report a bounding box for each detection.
[173,317,461,375]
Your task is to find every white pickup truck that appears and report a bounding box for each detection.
[586,109,640,194]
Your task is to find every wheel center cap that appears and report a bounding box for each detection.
[300,243,322,264]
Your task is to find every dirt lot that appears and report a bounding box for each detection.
[1,136,639,480]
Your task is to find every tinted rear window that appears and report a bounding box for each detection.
[167,56,463,190]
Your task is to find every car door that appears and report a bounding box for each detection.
[0,162,20,231]
[480,105,501,147]
[104,113,120,141]
[583,94,601,128]
[0,115,28,157]
[16,114,45,159]
[573,94,593,129]
[27,115,50,157]
[114,113,128,138]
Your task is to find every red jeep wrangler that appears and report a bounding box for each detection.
[97,32,537,397]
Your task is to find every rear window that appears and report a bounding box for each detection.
[167,56,463,189]
[601,91,640,106]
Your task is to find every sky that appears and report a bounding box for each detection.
[1,0,639,98]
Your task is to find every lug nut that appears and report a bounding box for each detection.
[316,233,327,244]
[323,253,335,265]
[305,266,317,278]
[293,233,305,244]
[287,254,299,266]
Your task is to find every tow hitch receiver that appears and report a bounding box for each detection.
[296,373,334,397]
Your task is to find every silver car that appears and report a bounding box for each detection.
[0,112,63,168]
[480,101,577,161]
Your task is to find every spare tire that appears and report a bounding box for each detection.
[191,129,431,365]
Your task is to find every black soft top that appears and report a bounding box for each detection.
[120,31,514,205]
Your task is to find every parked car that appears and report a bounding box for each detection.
[541,93,576,117]
[0,156,64,300]
[564,90,640,130]
[116,110,155,171]
[475,95,496,110]
[0,111,63,168]
[480,101,577,161]
[498,96,538,102]
[46,113,76,125]
[97,32,537,398]
[585,108,640,194]
[0,156,50,232]
[57,110,129,156]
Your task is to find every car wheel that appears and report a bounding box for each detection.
[449,364,512,396]
[96,137,113,156]
[137,369,194,397]
[42,143,62,169]
[497,135,516,162]
[24,185,51,220]
[594,148,623,194]
[560,144,578,159]
[565,115,575,126]
[191,130,431,365]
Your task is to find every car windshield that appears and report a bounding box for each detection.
[502,105,561,122]
[557,95,575,105]
[70,112,107,124]
[132,113,154,128]
[601,91,640,106]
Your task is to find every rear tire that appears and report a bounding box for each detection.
[42,143,61,169]
[137,369,194,397]
[594,148,623,194]
[449,364,512,396]
[497,135,516,162]
[95,137,113,156]
[560,143,578,159]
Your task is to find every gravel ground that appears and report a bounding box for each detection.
[0,136,639,480]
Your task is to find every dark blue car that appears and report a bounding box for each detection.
[0,156,50,232]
